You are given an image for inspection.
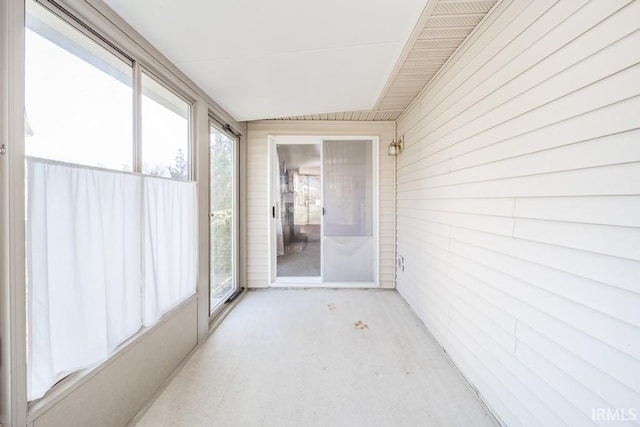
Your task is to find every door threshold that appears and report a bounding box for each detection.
[270,280,379,288]
[272,277,322,285]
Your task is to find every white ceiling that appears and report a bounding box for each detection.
[103,0,428,121]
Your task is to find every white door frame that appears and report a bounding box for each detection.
[267,135,380,288]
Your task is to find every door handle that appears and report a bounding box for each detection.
[322,207,326,216]
[272,206,276,218]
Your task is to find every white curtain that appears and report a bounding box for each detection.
[27,158,143,400]
[142,176,197,326]
[27,158,197,401]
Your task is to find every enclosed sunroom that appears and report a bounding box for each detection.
[1,0,639,426]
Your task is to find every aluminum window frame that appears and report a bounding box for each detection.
[20,0,199,418]
[208,120,240,317]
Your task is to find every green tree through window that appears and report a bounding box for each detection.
[209,129,234,310]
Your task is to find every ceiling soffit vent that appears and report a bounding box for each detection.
[268,0,497,122]
[374,0,497,114]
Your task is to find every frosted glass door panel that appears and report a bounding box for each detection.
[322,237,373,282]
[322,140,374,282]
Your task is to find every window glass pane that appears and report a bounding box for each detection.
[141,73,190,179]
[25,1,133,170]
[210,125,235,311]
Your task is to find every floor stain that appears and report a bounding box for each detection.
[354,320,369,330]
[328,303,336,311]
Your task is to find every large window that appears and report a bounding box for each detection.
[24,0,197,402]
[25,1,133,169]
[25,3,192,177]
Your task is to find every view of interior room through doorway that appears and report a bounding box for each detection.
[275,143,322,277]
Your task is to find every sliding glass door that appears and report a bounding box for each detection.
[209,123,237,312]
[271,137,377,285]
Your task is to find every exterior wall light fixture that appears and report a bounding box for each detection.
[388,137,404,156]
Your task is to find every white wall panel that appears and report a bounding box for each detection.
[245,121,395,288]
[396,0,640,425]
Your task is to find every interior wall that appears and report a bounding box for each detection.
[246,120,396,289]
[396,0,640,425]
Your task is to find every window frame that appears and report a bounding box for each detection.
[208,120,240,317]
[26,0,196,181]
[138,67,194,180]
[22,0,202,417]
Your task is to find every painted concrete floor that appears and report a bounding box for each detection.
[135,289,498,427]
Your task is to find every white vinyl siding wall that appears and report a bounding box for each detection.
[395,0,640,426]
[245,121,396,289]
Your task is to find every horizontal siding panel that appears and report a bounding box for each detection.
[516,323,640,411]
[447,63,640,159]
[397,197,515,217]
[398,237,640,394]
[450,97,640,171]
[512,339,609,426]
[403,260,517,337]
[432,12,640,157]
[398,221,451,249]
[405,63,640,171]
[397,157,451,184]
[513,218,640,261]
[437,336,531,427]
[398,163,640,199]
[514,195,640,227]
[450,239,640,327]
[402,130,640,190]
[401,208,515,236]
[450,227,640,294]
[401,236,640,362]
[398,214,452,239]
[448,314,563,427]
